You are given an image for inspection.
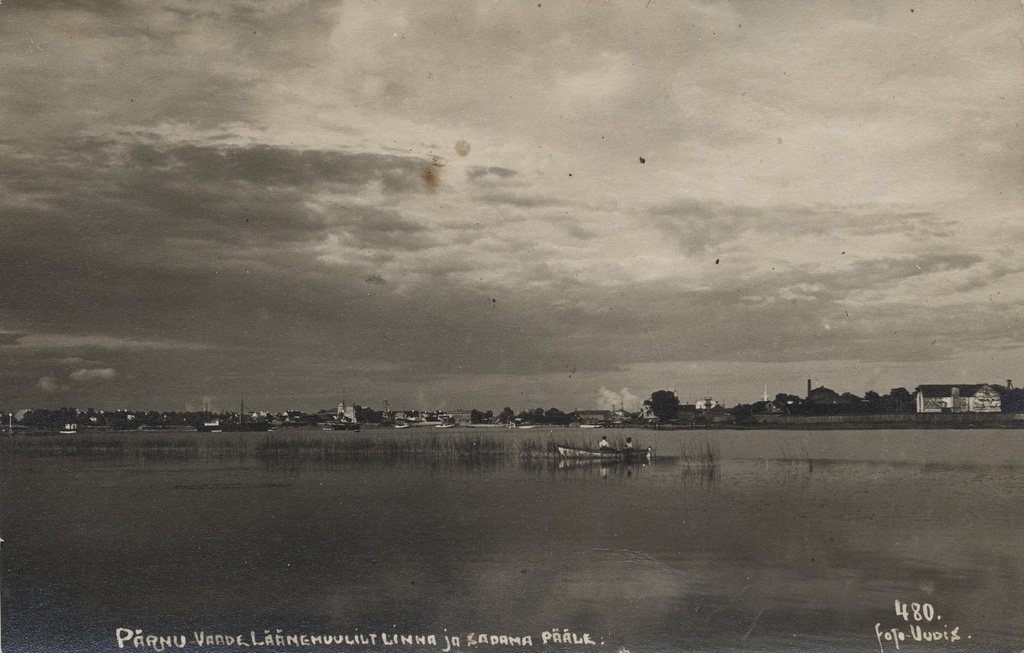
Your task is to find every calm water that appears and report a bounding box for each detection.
[2,428,1023,653]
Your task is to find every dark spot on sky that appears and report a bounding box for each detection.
[715,259,720,264]
[569,173,572,176]
[422,158,443,190]
[454,140,471,157]
[365,274,386,285]
[639,156,645,164]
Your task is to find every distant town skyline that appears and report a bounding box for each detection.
[2,2,1022,413]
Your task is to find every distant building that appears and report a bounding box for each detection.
[915,384,1001,413]
[806,385,842,404]
[448,409,474,424]
[576,409,612,425]
[337,402,358,423]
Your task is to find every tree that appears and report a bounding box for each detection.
[772,393,803,414]
[497,407,515,425]
[645,390,680,423]
[355,406,381,423]
[544,407,571,425]
[888,388,914,413]
[729,403,756,423]
[516,408,545,423]
[863,390,883,413]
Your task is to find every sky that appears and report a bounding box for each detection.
[1,1,1022,413]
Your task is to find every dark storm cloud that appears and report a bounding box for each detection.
[476,192,568,209]
[0,333,25,347]
[649,199,951,255]
[0,134,451,389]
[466,166,518,181]
[486,247,1005,373]
[1,137,435,254]
[125,142,431,191]
[737,253,985,304]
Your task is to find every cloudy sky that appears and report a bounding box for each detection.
[2,1,1021,413]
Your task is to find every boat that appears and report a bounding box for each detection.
[579,424,603,429]
[557,444,651,461]
[330,421,361,432]
[198,418,271,433]
[434,422,456,429]
[196,419,223,433]
[59,423,78,435]
[195,403,224,432]
[394,422,410,429]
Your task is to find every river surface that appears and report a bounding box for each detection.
[2,428,1023,652]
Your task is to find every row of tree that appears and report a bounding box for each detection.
[12,384,1024,431]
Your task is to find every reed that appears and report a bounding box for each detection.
[772,443,814,484]
[679,437,721,483]
[255,433,518,458]
[0,430,581,460]
[680,437,720,466]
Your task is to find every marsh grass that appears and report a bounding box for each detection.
[776,443,814,471]
[680,437,721,484]
[770,443,815,486]
[256,433,519,460]
[0,430,572,461]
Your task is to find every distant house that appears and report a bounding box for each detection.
[448,409,474,424]
[337,402,358,423]
[806,385,842,405]
[575,409,612,425]
[677,404,699,421]
[915,384,1001,413]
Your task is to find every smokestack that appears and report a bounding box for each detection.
[807,379,812,398]
[1009,380,1014,390]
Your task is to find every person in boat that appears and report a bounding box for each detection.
[598,436,614,452]
[624,437,634,450]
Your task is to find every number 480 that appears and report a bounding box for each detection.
[895,600,935,622]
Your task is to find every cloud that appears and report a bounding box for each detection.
[37,376,63,393]
[477,191,567,209]
[0,1,1020,412]
[70,368,119,382]
[9,334,208,351]
[597,387,641,412]
[467,166,518,181]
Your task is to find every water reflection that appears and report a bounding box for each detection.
[3,432,1024,652]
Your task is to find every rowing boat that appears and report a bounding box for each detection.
[556,445,652,461]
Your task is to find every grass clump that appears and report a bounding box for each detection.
[254,433,518,460]
[1,430,582,462]
[680,437,721,483]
